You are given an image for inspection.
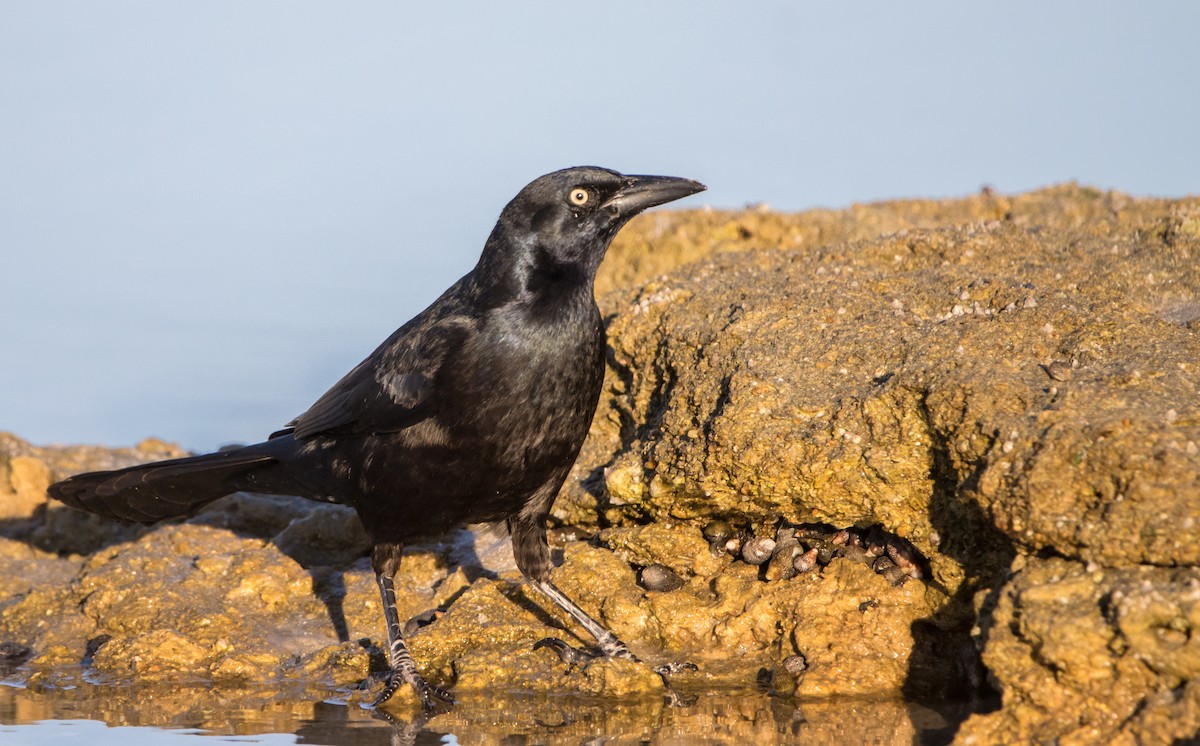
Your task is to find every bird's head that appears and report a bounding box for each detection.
[479,166,705,299]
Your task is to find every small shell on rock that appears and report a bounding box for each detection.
[863,527,888,557]
[702,519,734,545]
[403,608,443,637]
[723,535,743,556]
[872,555,896,573]
[832,528,856,547]
[793,547,819,574]
[814,543,838,565]
[886,540,925,580]
[840,544,873,565]
[872,555,909,587]
[704,520,736,556]
[638,563,685,592]
[765,542,800,581]
[741,536,776,565]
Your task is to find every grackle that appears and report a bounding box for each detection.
[49,166,706,708]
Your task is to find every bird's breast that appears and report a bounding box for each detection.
[442,303,605,475]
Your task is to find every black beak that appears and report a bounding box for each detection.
[602,174,706,217]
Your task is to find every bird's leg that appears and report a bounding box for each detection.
[528,569,700,680]
[511,515,699,683]
[369,543,454,710]
[509,515,635,663]
[528,577,637,661]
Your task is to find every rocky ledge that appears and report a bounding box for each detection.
[2,184,1198,744]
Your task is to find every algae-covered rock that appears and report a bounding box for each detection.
[0,433,186,553]
[566,202,1200,570]
[957,557,1200,744]
[571,186,1198,742]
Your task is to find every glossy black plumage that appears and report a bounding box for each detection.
[48,166,705,708]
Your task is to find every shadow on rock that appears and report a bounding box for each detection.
[901,390,1016,736]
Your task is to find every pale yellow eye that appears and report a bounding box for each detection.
[569,188,589,206]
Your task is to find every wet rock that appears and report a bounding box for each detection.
[403,608,443,637]
[294,640,371,686]
[561,187,1197,741]
[597,523,707,576]
[958,557,1200,743]
[90,628,211,680]
[2,684,960,744]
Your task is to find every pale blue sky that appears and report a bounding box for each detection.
[2,2,1197,451]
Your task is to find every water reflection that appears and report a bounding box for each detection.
[0,682,971,745]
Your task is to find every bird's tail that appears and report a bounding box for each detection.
[47,447,279,525]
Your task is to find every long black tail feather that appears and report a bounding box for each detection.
[48,449,277,524]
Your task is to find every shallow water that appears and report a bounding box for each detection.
[0,681,974,745]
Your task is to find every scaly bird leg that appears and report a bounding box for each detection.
[370,543,455,710]
[529,578,698,680]
[510,513,697,679]
[529,578,637,660]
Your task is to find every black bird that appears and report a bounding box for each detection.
[48,166,706,708]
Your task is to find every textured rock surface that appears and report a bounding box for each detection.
[571,185,1200,742]
[956,557,1200,744]
[2,185,1198,742]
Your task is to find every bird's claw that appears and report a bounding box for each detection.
[370,669,456,711]
[533,636,647,669]
[533,637,600,669]
[653,661,698,676]
[534,637,698,687]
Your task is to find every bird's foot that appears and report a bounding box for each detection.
[533,637,608,670]
[364,667,455,711]
[534,637,697,682]
[533,634,644,668]
[653,661,699,676]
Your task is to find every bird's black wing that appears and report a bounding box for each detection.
[277,314,475,440]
